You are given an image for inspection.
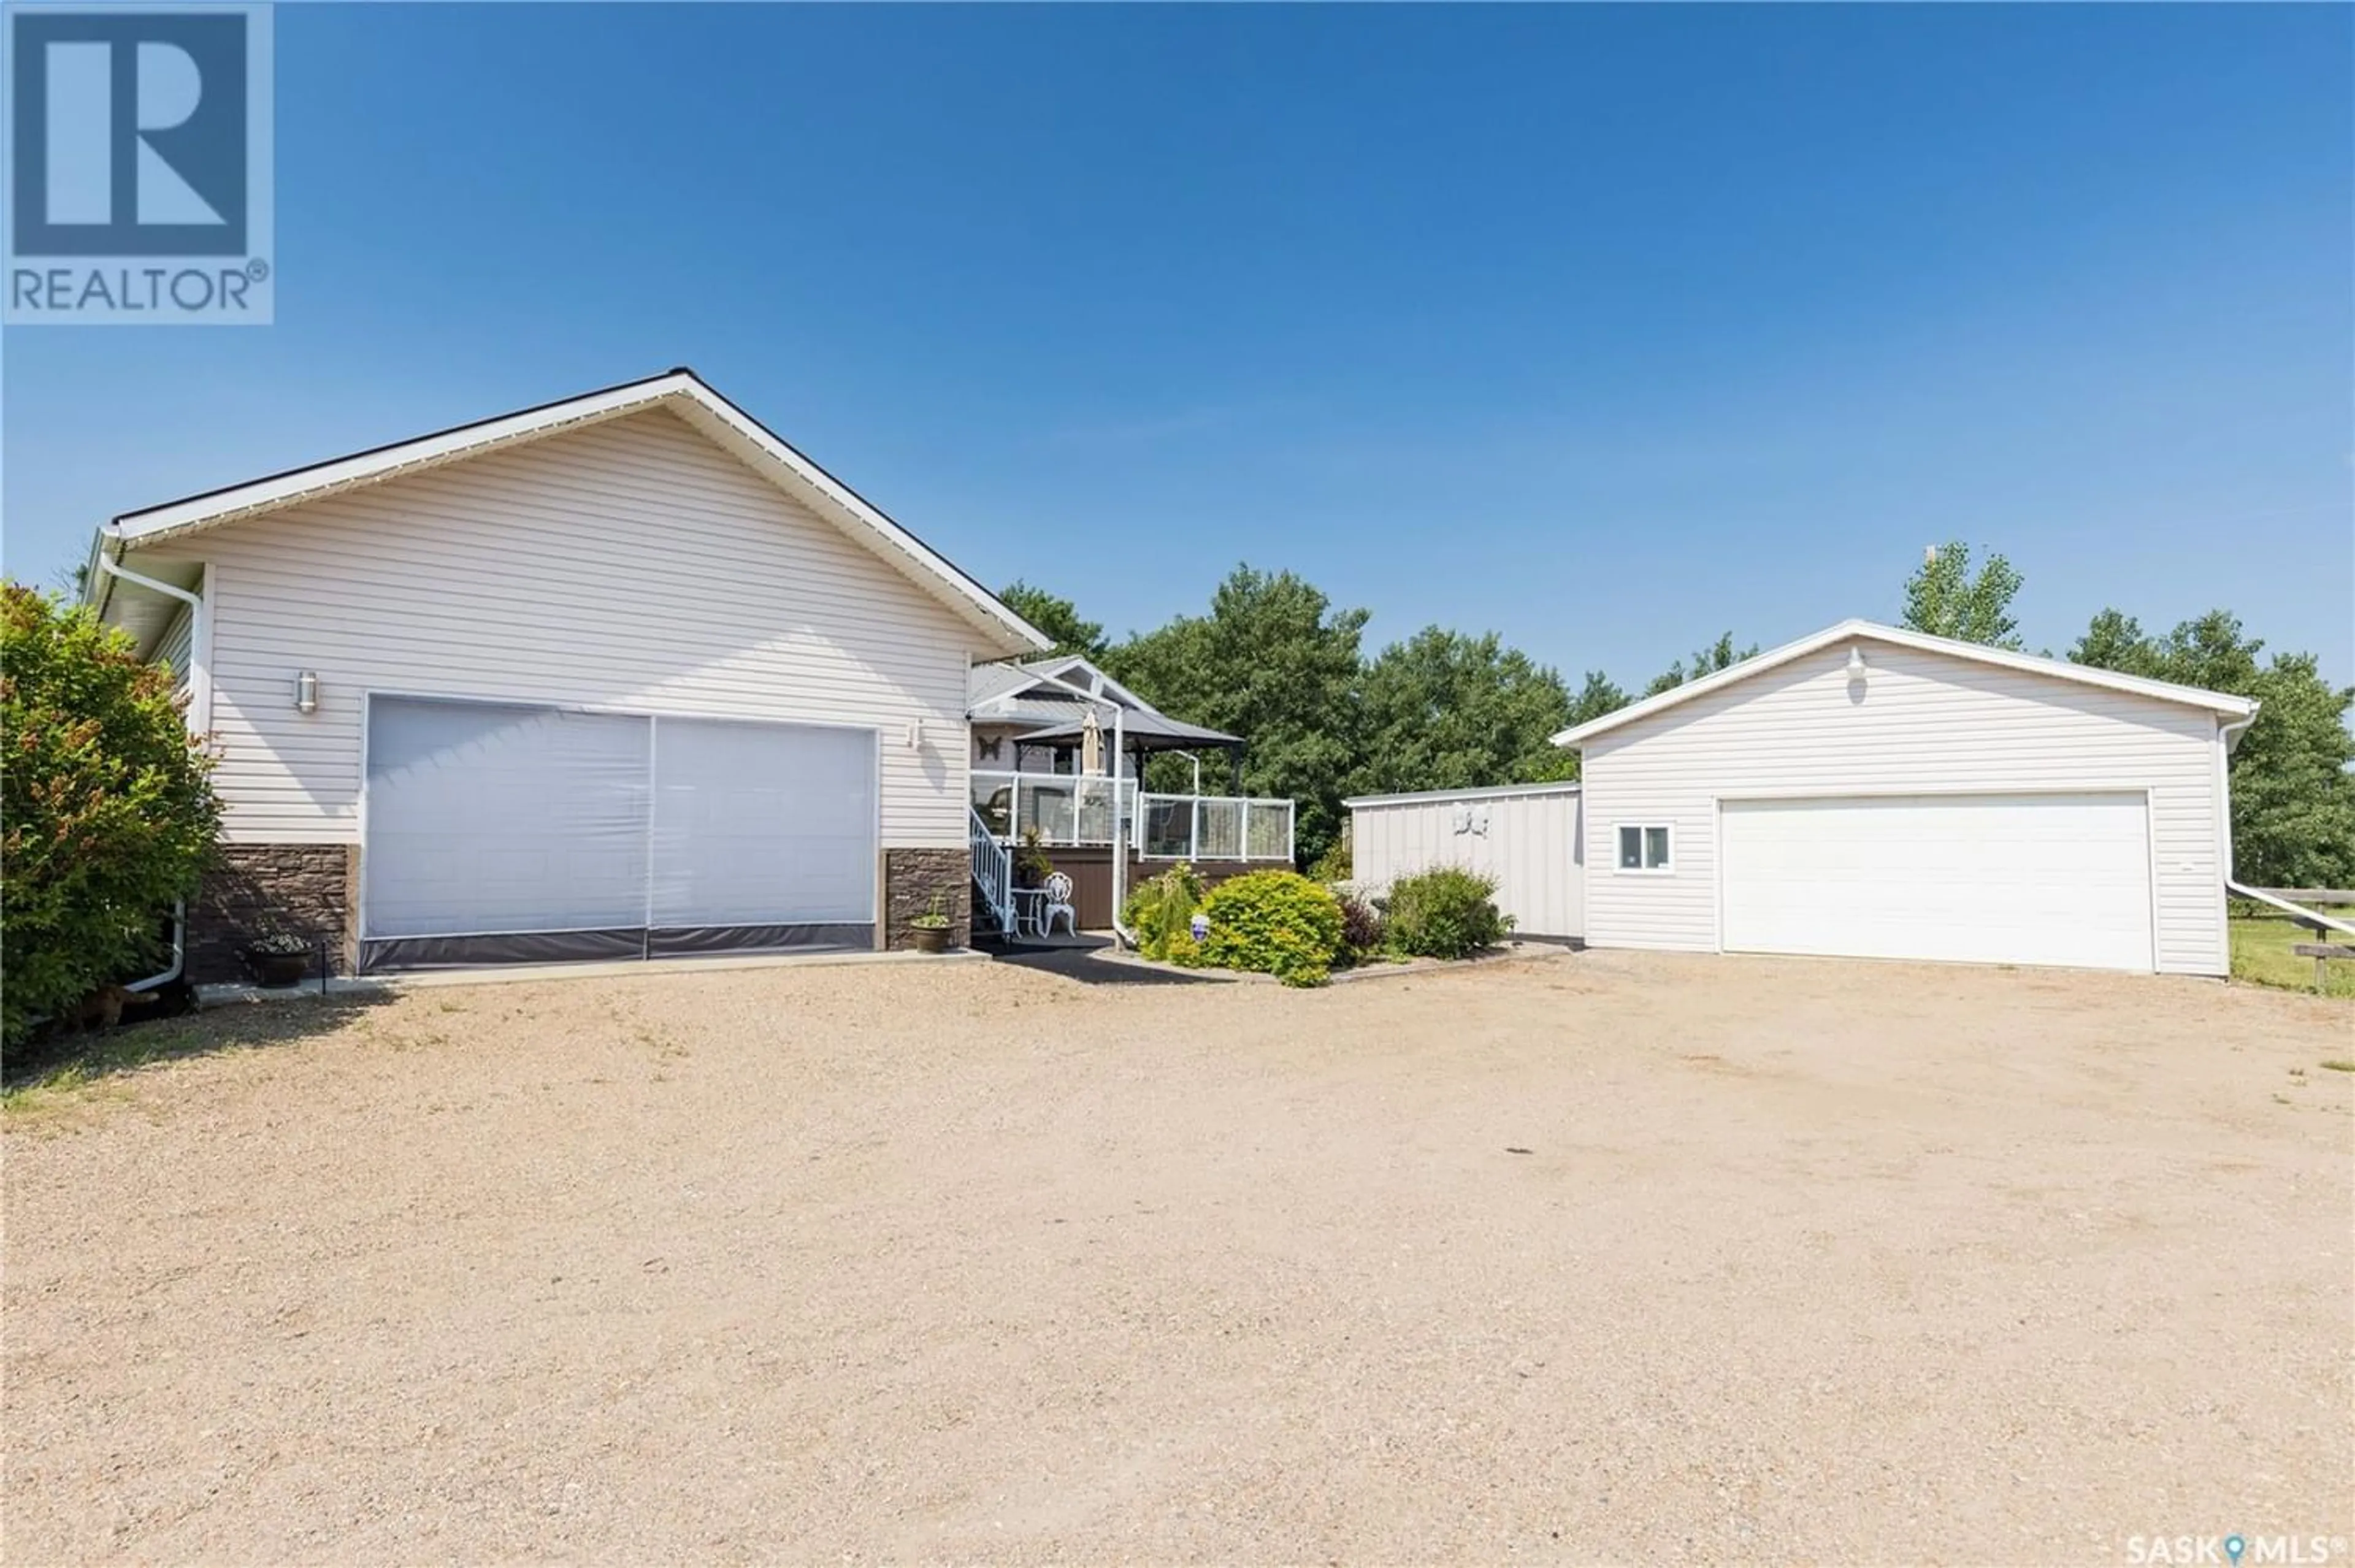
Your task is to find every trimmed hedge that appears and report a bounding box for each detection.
[1384,866,1512,960]
[1196,869,1345,987]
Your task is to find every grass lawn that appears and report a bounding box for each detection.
[2230,911,2355,998]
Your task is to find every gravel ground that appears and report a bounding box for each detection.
[6,949,2351,1564]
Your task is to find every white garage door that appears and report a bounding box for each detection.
[363,697,875,969]
[1719,792,2154,973]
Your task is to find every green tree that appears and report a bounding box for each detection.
[1644,632,1758,697]
[2068,607,2159,676]
[1353,627,1575,797]
[2,585,221,1049]
[1902,541,2024,648]
[997,579,1108,660]
[1536,670,1636,783]
[1107,565,1368,864]
[2071,608,2355,889]
[1566,670,1631,729]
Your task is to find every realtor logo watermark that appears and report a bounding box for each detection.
[4,2,272,323]
[2124,1534,2349,1566]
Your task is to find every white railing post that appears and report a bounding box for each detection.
[1240,798,1250,860]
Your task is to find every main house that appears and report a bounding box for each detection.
[86,369,1284,981]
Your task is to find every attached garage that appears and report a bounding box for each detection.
[361,695,878,970]
[1553,621,2257,977]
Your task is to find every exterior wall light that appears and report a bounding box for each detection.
[295,670,318,714]
[904,717,924,750]
[1845,646,1868,680]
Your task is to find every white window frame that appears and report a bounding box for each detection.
[1615,822,1675,874]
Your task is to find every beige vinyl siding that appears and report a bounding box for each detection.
[1581,640,2227,975]
[180,407,986,849]
[154,603,194,698]
[1351,786,1584,939]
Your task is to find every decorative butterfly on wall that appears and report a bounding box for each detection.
[976,734,1004,761]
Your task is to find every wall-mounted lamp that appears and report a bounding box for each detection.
[294,670,319,714]
[1845,646,1868,681]
[903,717,924,751]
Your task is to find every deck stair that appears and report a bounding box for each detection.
[970,807,1014,938]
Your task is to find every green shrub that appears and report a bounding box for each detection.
[2,585,220,1049]
[1197,869,1345,986]
[1011,826,1054,890]
[1385,866,1512,960]
[1336,892,1384,960]
[1122,862,1206,963]
[1308,835,1352,882]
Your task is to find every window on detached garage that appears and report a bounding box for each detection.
[1617,824,1672,872]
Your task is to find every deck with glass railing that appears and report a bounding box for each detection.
[970,770,1295,863]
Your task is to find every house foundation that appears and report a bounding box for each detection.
[883,848,971,950]
[188,843,359,984]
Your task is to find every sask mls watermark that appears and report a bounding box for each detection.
[4,2,272,323]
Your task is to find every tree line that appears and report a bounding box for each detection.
[1001,541,2355,887]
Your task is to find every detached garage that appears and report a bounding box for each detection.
[1552,620,2257,977]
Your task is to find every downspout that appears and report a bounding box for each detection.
[2214,707,2354,936]
[94,546,207,992]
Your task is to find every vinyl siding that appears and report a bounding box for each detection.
[1580,640,2227,976]
[168,407,989,849]
[1351,787,1584,939]
[154,603,194,699]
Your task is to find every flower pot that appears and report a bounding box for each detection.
[906,924,951,955]
[243,948,309,989]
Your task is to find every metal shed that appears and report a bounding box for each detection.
[1345,782,1584,941]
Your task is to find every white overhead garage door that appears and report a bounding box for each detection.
[362,696,876,969]
[1718,792,2154,973]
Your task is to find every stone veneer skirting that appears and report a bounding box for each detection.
[189,843,359,985]
[882,847,971,951]
[186,842,969,978]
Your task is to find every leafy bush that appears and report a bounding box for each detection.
[1196,869,1345,986]
[1122,862,1206,963]
[2,586,220,1049]
[1308,835,1352,882]
[1011,826,1054,890]
[1336,893,1385,960]
[1385,866,1512,960]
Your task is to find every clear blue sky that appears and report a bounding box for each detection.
[6,4,2350,687]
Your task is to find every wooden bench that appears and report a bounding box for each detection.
[2291,944,2355,991]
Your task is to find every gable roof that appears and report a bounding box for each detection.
[968,654,1156,721]
[1551,618,2256,748]
[91,368,1052,658]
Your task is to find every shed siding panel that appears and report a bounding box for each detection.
[1580,642,2226,974]
[190,408,984,849]
[1352,789,1584,939]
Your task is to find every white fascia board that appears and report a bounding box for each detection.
[1344,781,1584,808]
[1549,619,2256,748]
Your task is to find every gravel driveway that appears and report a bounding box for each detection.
[7,949,2350,1564]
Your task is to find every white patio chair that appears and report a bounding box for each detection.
[1039,871,1078,937]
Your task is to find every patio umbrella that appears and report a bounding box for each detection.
[1081,708,1103,776]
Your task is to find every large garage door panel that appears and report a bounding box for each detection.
[365,698,652,940]
[649,717,875,928]
[363,697,878,967]
[1720,792,2153,972]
